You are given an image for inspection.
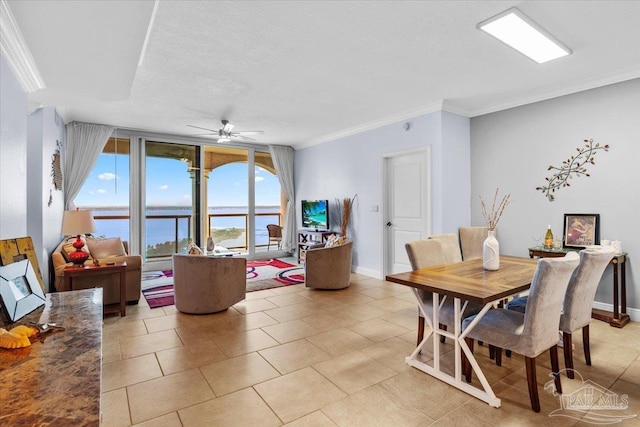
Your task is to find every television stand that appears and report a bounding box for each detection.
[297,230,336,263]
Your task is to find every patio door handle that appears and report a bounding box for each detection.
[386,221,392,227]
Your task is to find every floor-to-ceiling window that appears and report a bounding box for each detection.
[254,150,283,251]
[144,141,199,259]
[204,146,282,254]
[74,137,130,242]
[74,132,284,262]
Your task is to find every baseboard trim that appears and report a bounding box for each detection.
[592,301,640,323]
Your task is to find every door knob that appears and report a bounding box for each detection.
[386,221,392,226]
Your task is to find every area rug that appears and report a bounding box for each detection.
[141,259,304,308]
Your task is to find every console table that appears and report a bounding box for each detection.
[528,247,629,328]
[0,288,103,425]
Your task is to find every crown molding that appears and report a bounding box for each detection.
[0,0,45,93]
[295,101,450,150]
[468,67,640,117]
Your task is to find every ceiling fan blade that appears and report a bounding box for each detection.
[232,131,264,136]
[187,124,218,132]
[233,135,256,141]
[192,133,221,137]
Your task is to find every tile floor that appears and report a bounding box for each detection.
[101,273,640,426]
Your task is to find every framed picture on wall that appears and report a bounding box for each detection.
[563,213,600,248]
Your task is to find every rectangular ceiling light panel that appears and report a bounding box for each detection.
[478,7,571,64]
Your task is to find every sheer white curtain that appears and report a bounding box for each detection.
[64,122,114,210]
[269,145,295,252]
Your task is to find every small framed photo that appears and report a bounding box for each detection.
[0,259,46,322]
[563,213,600,248]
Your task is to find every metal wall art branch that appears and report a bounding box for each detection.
[536,139,610,202]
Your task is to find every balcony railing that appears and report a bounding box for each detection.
[93,212,281,259]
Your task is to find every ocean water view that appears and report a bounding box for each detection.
[90,206,281,249]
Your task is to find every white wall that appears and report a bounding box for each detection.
[295,110,470,278]
[27,107,65,291]
[0,53,28,238]
[471,79,640,315]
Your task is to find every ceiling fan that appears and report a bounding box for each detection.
[187,119,264,142]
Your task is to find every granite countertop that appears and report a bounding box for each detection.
[0,288,103,426]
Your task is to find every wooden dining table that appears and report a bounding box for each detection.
[385,255,538,408]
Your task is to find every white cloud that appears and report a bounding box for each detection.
[255,176,265,183]
[96,189,107,194]
[183,194,190,200]
[98,172,117,180]
[159,184,169,190]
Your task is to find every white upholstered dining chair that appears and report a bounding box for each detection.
[428,233,462,263]
[458,226,490,261]
[462,254,579,412]
[506,248,613,379]
[405,239,482,345]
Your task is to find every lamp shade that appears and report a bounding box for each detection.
[61,210,96,236]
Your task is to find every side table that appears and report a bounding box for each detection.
[64,262,127,317]
[528,247,629,328]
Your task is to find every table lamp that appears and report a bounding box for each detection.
[61,209,96,266]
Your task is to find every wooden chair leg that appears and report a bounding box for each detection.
[417,316,425,346]
[525,356,541,412]
[583,325,591,366]
[550,344,562,395]
[562,332,574,379]
[505,349,512,358]
[489,344,495,360]
[495,347,502,366]
[464,337,474,383]
[440,324,447,343]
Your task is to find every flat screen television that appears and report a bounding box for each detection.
[301,199,329,231]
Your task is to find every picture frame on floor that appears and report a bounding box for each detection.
[0,259,46,322]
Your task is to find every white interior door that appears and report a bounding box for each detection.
[384,149,430,275]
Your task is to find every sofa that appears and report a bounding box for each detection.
[305,240,353,290]
[51,236,142,304]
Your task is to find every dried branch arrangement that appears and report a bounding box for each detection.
[335,194,357,238]
[536,139,610,202]
[480,188,510,231]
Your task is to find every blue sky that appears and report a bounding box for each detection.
[75,153,281,208]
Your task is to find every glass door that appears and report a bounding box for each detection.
[144,141,200,259]
[204,146,250,254]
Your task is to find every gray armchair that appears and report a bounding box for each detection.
[304,241,352,290]
[172,254,246,314]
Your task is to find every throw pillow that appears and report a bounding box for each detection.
[187,241,204,255]
[324,234,338,248]
[86,237,127,259]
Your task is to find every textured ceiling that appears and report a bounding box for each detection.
[6,0,640,148]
